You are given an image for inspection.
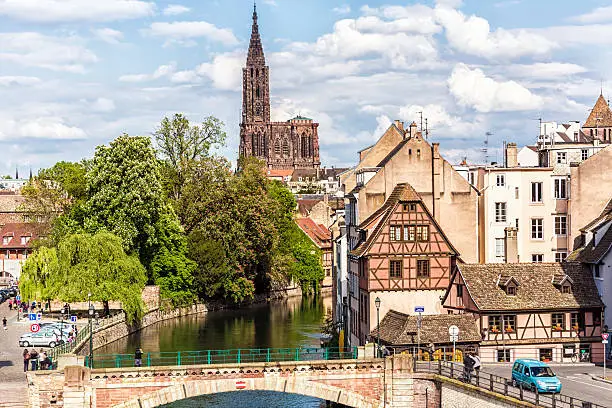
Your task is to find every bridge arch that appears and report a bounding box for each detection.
[111,376,379,408]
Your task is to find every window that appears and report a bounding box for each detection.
[539,348,553,362]
[582,149,588,161]
[417,259,430,278]
[495,202,507,222]
[561,284,572,294]
[554,178,567,199]
[594,264,600,278]
[552,313,564,330]
[389,260,402,278]
[2,236,9,245]
[570,313,580,330]
[555,252,567,263]
[496,174,505,187]
[495,238,505,258]
[402,204,408,211]
[497,349,511,363]
[515,187,519,199]
[531,219,543,239]
[409,203,417,212]
[531,182,543,202]
[489,315,501,331]
[504,315,517,332]
[532,254,544,263]
[468,172,475,185]
[416,225,429,242]
[390,225,402,241]
[407,226,416,241]
[506,285,517,296]
[554,216,567,236]
[556,152,567,164]
[456,284,463,297]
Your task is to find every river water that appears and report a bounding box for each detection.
[96,295,333,407]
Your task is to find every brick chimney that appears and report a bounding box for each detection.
[393,120,404,132]
[504,227,519,263]
[506,143,518,168]
[409,121,418,138]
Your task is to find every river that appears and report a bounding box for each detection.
[96,294,334,407]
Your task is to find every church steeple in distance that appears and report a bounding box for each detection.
[242,1,270,124]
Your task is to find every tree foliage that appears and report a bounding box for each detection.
[20,232,147,321]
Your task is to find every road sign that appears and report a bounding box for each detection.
[448,325,460,337]
[70,315,77,323]
[28,313,37,321]
[235,380,247,390]
[37,312,42,321]
[16,295,20,301]
[603,340,609,344]
[30,324,40,333]
[450,335,459,342]
[602,333,610,341]
[414,306,425,313]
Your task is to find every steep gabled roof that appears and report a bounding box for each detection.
[370,310,481,346]
[453,263,602,312]
[568,224,612,264]
[584,94,612,128]
[349,183,459,258]
[580,198,612,232]
[0,223,39,249]
[295,217,331,249]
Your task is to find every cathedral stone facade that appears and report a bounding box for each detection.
[239,6,320,170]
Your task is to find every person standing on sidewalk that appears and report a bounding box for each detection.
[30,349,39,371]
[134,348,143,367]
[2,316,6,330]
[22,349,30,372]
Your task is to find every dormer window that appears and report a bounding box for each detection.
[506,285,517,296]
[561,284,572,294]
[2,236,9,245]
[20,236,30,245]
[499,276,519,296]
[554,274,574,294]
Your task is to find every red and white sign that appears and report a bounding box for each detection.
[602,333,609,340]
[235,381,247,390]
[30,324,40,333]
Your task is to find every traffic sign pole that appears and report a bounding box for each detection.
[603,333,610,379]
[415,307,424,360]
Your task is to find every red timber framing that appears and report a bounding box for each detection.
[350,183,459,293]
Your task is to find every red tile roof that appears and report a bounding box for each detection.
[295,217,331,249]
[0,223,39,249]
[267,169,294,178]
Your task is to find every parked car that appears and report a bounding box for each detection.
[19,331,60,348]
[511,359,562,393]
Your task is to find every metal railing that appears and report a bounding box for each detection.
[85,347,359,369]
[415,360,606,408]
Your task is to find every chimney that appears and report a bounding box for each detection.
[506,143,518,168]
[409,121,418,138]
[432,142,440,159]
[393,120,404,132]
[504,227,518,263]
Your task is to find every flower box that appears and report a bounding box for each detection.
[553,325,563,332]
[505,327,514,333]
[490,326,500,333]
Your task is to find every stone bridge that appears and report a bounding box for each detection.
[27,356,533,408]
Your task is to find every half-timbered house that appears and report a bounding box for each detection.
[443,262,604,363]
[349,183,459,344]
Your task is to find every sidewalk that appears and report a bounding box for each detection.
[0,302,29,408]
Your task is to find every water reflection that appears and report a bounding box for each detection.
[96,295,333,407]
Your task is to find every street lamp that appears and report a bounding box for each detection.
[375,297,381,358]
[88,293,94,368]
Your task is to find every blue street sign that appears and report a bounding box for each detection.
[28,313,37,321]
[415,306,425,313]
[70,315,77,323]
[37,313,42,321]
[16,295,21,301]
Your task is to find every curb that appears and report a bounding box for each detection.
[591,375,612,384]
[484,363,595,367]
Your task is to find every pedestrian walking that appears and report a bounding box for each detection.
[39,350,47,370]
[134,347,143,367]
[473,352,481,377]
[463,352,475,383]
[8,300,12,310]
[30,349,39,371]
[2,316,6,330]
[23,349,30,372]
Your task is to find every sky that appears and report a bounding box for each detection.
[1,0,612,175]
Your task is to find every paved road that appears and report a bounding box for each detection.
[0,301,29,408]
[483,363,612,407]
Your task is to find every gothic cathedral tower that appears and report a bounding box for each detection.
[239,4,320,170]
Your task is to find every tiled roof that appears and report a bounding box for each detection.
[370,310,481,345]
[350,183,458,258]
[568,224,612,264]
[455,263,603,312]
[267,169,294,178]
[580,198,612,232]
[0,223,39,249]
[297,199,323,216]
[295,217,331,249]
[584,94,612,127]
[0,194,24,213]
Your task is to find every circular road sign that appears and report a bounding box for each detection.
[448,325,460,337]
[30,324,40,333]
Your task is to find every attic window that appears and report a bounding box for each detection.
[2,236,9,245]
[561,284,572,294]
[409,149,412,155]
[20,236,30,245]
[417,149,421,158]
[506,285,517,296]
[409,203,417,211]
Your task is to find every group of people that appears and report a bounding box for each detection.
[22,348,52,371]
[463,352,481,382]
[8,299,39,314]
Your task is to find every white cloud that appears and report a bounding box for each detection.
[89,98,116,113]
[92,28,124,44]
[163,4,190,16]
[0,117,87,140]
[448,63,543,112]
[571,6,612,24]
[399,103,483,136]
[0,76,41,86]
[359,4,440,34]
[434,4,557,60]
[532,24,612,47]
[0,0,154,23]
[145,21,239,47]
[119,62,177,82]
[195,52,244,90]
[263,0,277,6]
[504,62,587,79]
[333,5,351,15]
[0,32,97,73]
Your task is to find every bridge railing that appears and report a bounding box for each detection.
[414,360,606,408]
[85,347,358,369]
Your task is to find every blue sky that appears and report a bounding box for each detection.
[1,0,611,175]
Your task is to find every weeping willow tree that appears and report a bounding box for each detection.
[19,232,147,322]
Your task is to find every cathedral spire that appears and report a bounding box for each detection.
[247,1,265,65]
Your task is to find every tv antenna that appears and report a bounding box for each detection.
[482,132,492,165]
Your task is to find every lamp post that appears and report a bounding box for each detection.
[375,297,381,358]
[88,293,94,368]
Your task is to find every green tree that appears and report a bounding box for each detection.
[20,232,147,321]
[154,114,226,201]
